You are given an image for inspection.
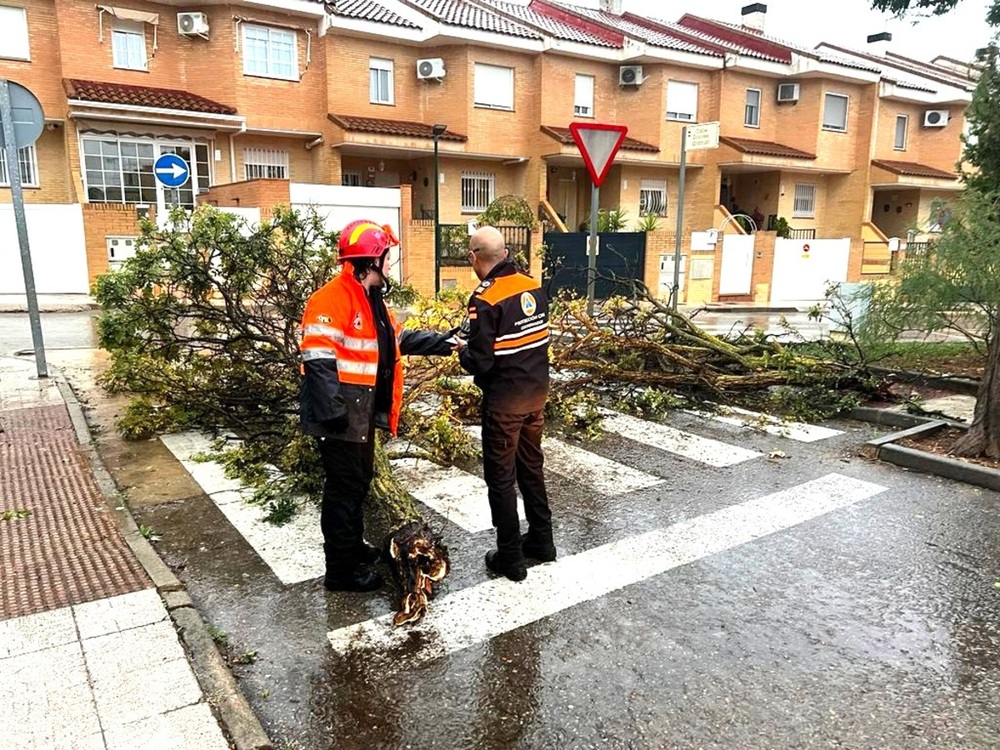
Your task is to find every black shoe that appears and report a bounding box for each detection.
[521,533,557,562]
[485,550,527,582]
[324,567,384,592]
[356,543,382,565]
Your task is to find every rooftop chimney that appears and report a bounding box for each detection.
[741,3,767,32]
[866,31,892,57]
[599,0,623,14]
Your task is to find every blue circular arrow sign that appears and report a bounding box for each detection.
[153,153,190,188]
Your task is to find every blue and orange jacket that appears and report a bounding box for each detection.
[459,260,550,413]
[299,262,450,442]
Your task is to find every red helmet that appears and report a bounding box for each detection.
[338,220,399,260]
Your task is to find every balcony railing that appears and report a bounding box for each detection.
[438,224,532,268]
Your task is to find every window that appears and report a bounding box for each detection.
[82,136,208,206]
[473,64,514,110]
[112,19,146,70]
[666,80,698,122]
[639,179,667,217]
[894,114,908,151]
[793,184,816,218]
[0,144,38,187]
[461,171,495,213]
[243,148,289,179]
[0,6,29,60]
[822,93,848,132]
[342,171,362,187]
[744,88,761,128]
[369,58,394,105]
[242,24,297,80]
[574,74,594,117]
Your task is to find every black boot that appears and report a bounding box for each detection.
[521,531,556,562]
[324,565,384,592]
[355,542,382,565]
[485,550,527,582]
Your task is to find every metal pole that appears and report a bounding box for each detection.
[433,134,440,296]
[0,80,47,377]
[586,183,599,316]
[671,126,687,312]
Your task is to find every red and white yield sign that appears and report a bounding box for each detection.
[569,122,628,188]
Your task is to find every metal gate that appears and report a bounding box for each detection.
[543,232,646,299]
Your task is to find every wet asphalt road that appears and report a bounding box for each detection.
[5,312,999,749]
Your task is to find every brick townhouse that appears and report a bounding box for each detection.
[0,0,975,301]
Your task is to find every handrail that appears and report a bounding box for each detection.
[539,199,569,233]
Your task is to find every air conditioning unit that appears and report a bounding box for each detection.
[417,58,446,80]
[923,109,949,127]
[777,82,800,103]
[619,65,643,86]
[177,12,209,36]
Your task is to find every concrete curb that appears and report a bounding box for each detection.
[52,372,274,750]
[851,406,1000,493]
[867,365,980,397]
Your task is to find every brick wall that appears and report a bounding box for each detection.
[198,179,290,218]
[81,202,152,285]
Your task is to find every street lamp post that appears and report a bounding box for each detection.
[432,123,447,296]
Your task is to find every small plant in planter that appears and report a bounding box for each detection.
[773,216,791,238]
[635,213,661,232]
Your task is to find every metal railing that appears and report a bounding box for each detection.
[788,228,816,240]
[437,224,531,268]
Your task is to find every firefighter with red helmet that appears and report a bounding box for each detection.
[300,219,456,592]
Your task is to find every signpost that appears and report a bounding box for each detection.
[569,122,628,315]
[672,121,720,311]
[0,79,47,377]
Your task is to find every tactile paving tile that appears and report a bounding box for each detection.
[0,404,150,620]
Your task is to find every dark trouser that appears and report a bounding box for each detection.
[317,430,375,576]
[481,408,552,564]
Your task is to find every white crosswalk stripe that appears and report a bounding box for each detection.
[598,409,763,467]
[684,405,843,442]
[327,473,888,667]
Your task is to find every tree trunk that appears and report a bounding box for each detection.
[952,332,1000,458]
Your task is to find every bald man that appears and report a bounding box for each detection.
[459,226,555,582]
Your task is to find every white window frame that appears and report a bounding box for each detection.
[666,80,698,122]
[574,74,595,118]
[0,5,30,60]
[473,63,514,111]
[744,88,761,128]
[342,170,362,187]
[369,58,394,105]
[639,179,667,217]
[112,18,147,71]
[243,148,289,180]
[822,92,849,132]
[241,24,297,81]
[793,184,816,219]
[0,144,39,187]
[894,114,908,151]
[461,171,495,213]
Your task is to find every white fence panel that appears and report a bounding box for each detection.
[719,234,755,295]
[770,237,850,304]
[0,204,89,294]
[290,183,402,282]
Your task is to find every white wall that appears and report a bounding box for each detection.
[770,237,851,304]
[290,183,402,282]
[0,204,89,294]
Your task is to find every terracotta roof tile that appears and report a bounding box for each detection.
[558,3,719,55]
[720,136,816,160]
[872,159,958,180]
[400,0,542,39]
[478,0,621,48]
[541,125,659,153]
[325,0,421,29]
[64,79,237,115]
[329,114,468,141]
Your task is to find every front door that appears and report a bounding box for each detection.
[156,143,196,219]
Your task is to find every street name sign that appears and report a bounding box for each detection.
[684,121,720,151]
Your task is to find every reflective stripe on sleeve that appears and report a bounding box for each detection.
[338,360,378,376]
[301,348,338,361]
[303,323,345,342]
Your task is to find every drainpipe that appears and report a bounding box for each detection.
[229,120,247,183]
[305,135,324,150]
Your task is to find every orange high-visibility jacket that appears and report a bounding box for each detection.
[299,264,406,439]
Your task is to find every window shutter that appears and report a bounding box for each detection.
[574,74,594,114]
[823,94,848,130]
[474,64,514,110]
[666,81,698,121]
[0,6,30,59]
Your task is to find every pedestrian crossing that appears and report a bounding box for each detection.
[160,406,849,586]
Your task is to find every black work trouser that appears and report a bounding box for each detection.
[481,408,552,563]
[316,429,375,576]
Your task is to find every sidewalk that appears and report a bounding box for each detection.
[0,295,98,313]
[0,356,264,750]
